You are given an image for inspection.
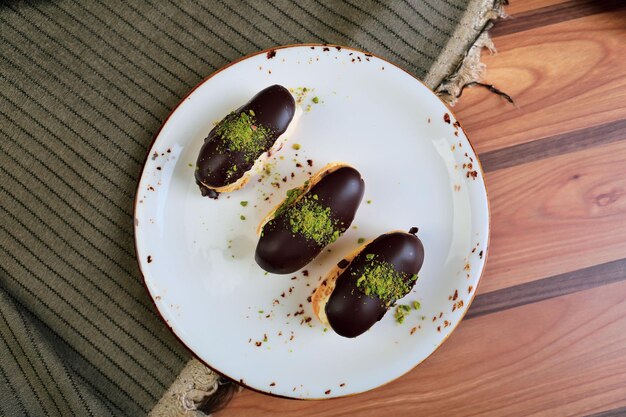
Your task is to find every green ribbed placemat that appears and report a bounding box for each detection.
[0,1,501,416]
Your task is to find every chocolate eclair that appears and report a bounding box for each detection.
[195,85,301,198]
[312,230,424,338]
[255,163,365,274]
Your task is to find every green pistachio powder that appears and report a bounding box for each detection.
[285,195,340,245]
[394,301,421,324]
[355,255,418,307]
[216,110,270,163]
[267,178,341,244]
[275,183,308,217]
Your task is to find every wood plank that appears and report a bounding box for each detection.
[482,139,626,293]
[455,11,626,154]
[504,0,570,16]
[479,119,626,172]
[219,281,626,416]
[587,407,626,417]
[492,0,626,38]
[467,258,626,319]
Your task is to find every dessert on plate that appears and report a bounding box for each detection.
[255,163,365,274]
[312,229,424,338]
[195,84,301,198]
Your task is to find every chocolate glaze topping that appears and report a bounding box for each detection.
[326,232,424,338]
[255,166,365,274]
[195,85,295,192]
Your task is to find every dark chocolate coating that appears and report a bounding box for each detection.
[255,166,365,274]
[195,85,295,191]
[326,232,424,338]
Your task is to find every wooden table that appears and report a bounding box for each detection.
[218,1,626,415]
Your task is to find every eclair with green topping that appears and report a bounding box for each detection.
[312,229,424,338]
[255,163,365,274]
[195,85,301,198]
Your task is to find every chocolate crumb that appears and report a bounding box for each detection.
[452,290,458,301]
[408,226,418,235]
[296,163,302,168]
[156,166,161,171]
[255,341,262,347]
[479,250,483,259]
[340,383,346,387]
[443,113,451,124]
[266,50,276,59]
[306,159,313,166]
[151,152,158,160]
[410,327,417,335]
[323,47,330,52]
[302,270,309,276]
[147,256,152,263]
[453,120,461,129]
[270,382,276,386]
[337,259,350,268]
[335,46,341,51]
[307,296,312,302]
[325,389,331,395]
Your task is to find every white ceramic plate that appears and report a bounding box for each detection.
[134,45,489,399]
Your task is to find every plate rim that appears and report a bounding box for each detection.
[133,43,491,400]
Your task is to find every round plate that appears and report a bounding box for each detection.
[134,45,489,399]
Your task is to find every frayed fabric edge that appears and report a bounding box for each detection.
[148,358,240,417]
[435,0,509,106]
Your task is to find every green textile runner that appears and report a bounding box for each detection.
[0,1,501,415]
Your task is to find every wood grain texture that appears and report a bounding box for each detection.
[587,407,626,417]
[491,0,626,38]
[504,0,570,15]
[219,281,626,416]
[479,119,626,172]
[455,10,626,154]
[482,140,626,293]
[466,258,626,319]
